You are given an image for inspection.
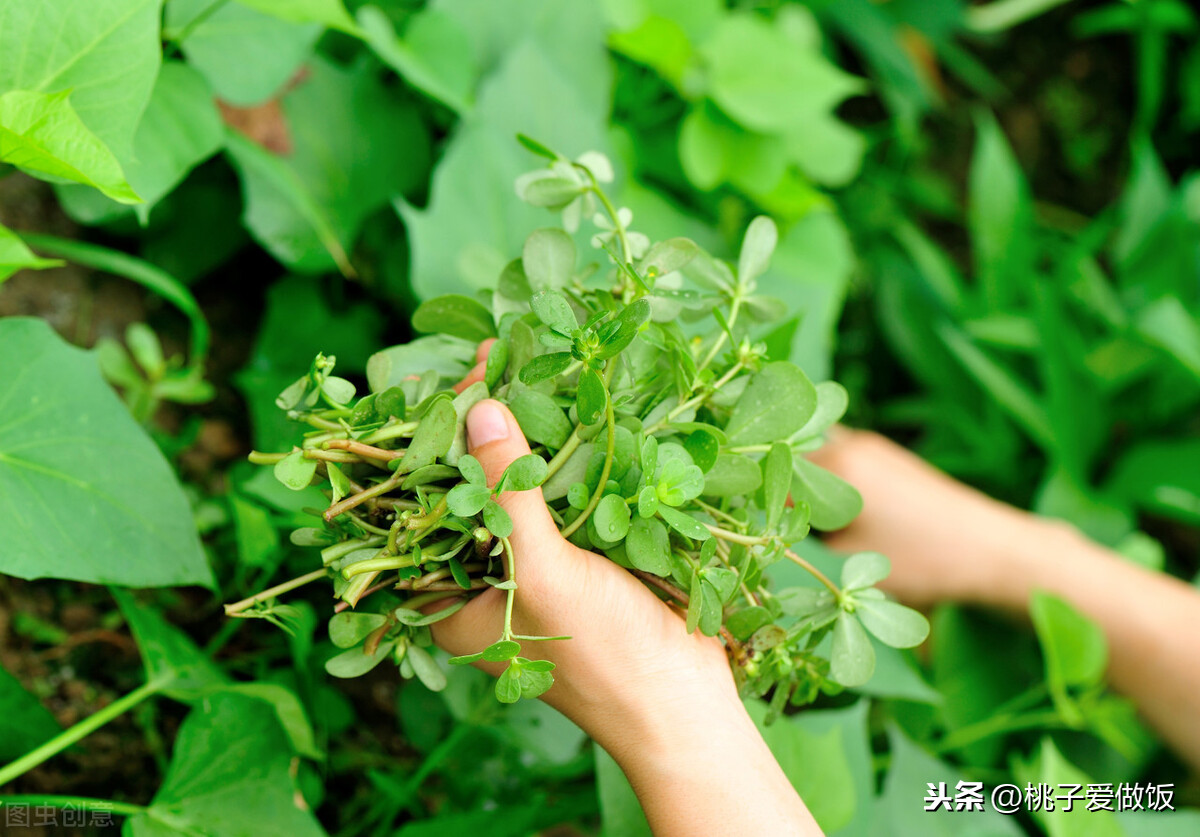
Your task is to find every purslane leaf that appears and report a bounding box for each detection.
[577,366,607,425]
[830,611,875,687]
[412,294,498,342]
[519,351,573,384]
[447,483,491,517]
[854,599,929,649]
[841,552,890,591]
[523,228,576,290]
[502,454,549,492]
[531,289,578,334]
[725,362,817,446]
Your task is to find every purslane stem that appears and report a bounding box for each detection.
[544,425,583,480]
[645,360,743,435]
[586,177,632,266]
[361,421,420,445]
[342,554,415,578]
[500,537,517,641]
[560,371,616,538]
[782,548,842,601]
[324,473,401,521]
[704,524,767,546]
[0,681,162,788]
[698,293,742,374]
[224,568,328,615]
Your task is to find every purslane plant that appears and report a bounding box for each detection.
[233,138,929,715]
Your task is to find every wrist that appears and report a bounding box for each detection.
[964,511,1089,611]
[550,649,743,757]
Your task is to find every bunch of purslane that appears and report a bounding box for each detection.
[235,139,928,716]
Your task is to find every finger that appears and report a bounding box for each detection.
[466,399,561,556]
[453,360,486,393]
[426,588,507,659]
[476,338,496,364]
[452,339,499,394]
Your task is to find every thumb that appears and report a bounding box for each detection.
[466,399,560,555]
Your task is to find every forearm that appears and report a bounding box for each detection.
[974,516,1200,770]
[591,686,822,837]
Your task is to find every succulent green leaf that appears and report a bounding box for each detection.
[495,662,522,703]
[447,483,491,517]
[326,641,396,678]
[737,216,778,286]
[577,366,608,425]
[701,567,739,603]
[702,453,762,497]
[763,442,792,530]
[484,338,510,388]
[519,351,573,384]
[412,294,498,342]
[830,611,875,687]
[795,381,849,440]
[458,453,487,487]
[482,499,514,537]
[406,645,447,692]
[328,612,388,649]
[625,516,671,574]
[637,484,659,518]
[596,298,652,359]
[531,290,578,334]
[502,454,549,492]
[790,457,863,531]
[509,389,574,448]
[395,396,457,474]
[523,228,576,290]
[726,606,772,641]
[519,175,585,209]
[683,428,720,472]
[855,599,929,649]
[841,552,890,591]
[725,362,817,446]
[322,375,356,404]
[594,494,632,542]
[519,667,555,700]
[659,505,711,541]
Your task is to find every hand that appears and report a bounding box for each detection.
[431,344,820,836]
[810,428,1200,772]
[807,427,1038,610]
[429,395,737,749]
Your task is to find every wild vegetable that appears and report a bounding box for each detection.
[232,138,929,713]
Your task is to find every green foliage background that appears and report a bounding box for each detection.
[1,0,1198,834]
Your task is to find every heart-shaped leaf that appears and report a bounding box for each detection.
[0,320,212,588]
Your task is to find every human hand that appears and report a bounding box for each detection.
[436,343,738,751]
[428,395,740,750]
[428,344,822,835]
[807,427,1042,610]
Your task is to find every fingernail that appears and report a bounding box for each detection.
[467,400,509,448]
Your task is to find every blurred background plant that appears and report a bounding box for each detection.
[0,0,1197,834]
